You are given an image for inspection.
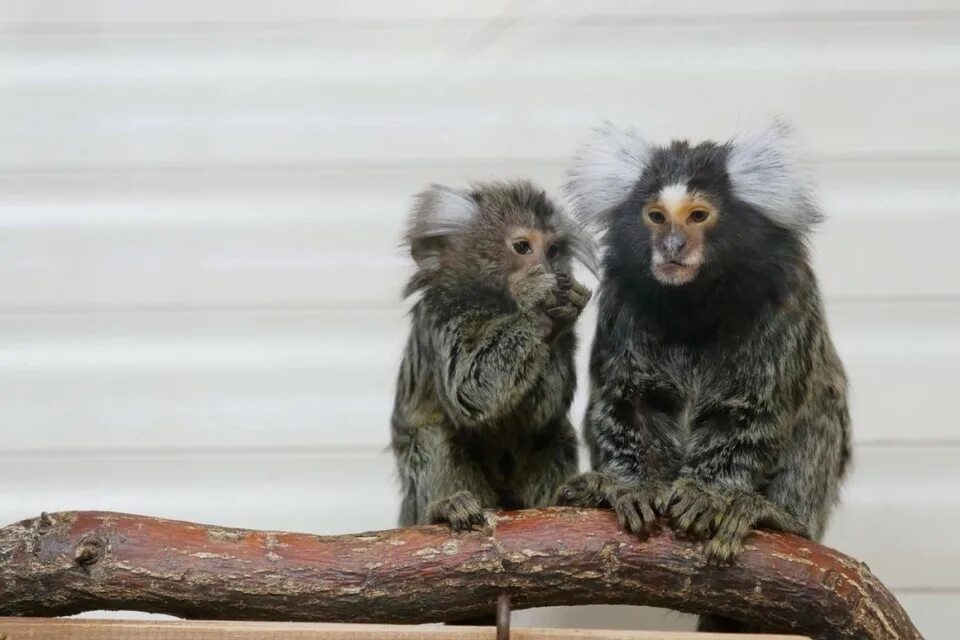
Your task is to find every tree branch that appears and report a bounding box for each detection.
[0,509,919,640]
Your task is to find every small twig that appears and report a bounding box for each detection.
[497,593,511,640]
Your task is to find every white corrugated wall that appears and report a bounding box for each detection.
[0,1,958,636]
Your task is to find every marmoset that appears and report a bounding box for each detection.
[392,180,595,531]
[558,120,850,632]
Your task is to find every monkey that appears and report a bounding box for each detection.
[391,179,596,533]
[555,120,851,633]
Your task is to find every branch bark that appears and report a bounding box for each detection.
[0,509,920,640]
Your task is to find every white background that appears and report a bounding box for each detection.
[1,1,958,637]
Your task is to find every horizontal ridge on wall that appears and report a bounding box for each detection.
[1,0,958,29]
[0,160,956,309]
[1,21,959,169]
[0,302,957,449]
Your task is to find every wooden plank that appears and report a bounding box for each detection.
[0,618,808,638]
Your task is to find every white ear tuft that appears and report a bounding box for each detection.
[726,117,822,231]
[404,184,479,268]
[564,121,651,229]
[409,185,479,239]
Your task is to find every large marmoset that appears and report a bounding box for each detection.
[558,120,851,632]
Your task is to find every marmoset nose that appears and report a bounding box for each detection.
[531,253,551,273]
[662,231,686,258]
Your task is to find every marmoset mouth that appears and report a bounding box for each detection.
[654,261,700,285]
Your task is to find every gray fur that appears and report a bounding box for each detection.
[392,180,594,529]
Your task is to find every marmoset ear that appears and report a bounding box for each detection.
[565,121,652,230]
[726,117,823,232]
[404,185,479,270]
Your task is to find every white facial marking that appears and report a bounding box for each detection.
[658,182,689,214]
[683,247,704,266]
[651,246,703,286]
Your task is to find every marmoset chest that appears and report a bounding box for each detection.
[634,341,757,440]
[453,426,545,489]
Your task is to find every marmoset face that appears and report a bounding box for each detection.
[641,183,720,286]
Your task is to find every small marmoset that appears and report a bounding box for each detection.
[391,180,596,530]
[558,120,851,631]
